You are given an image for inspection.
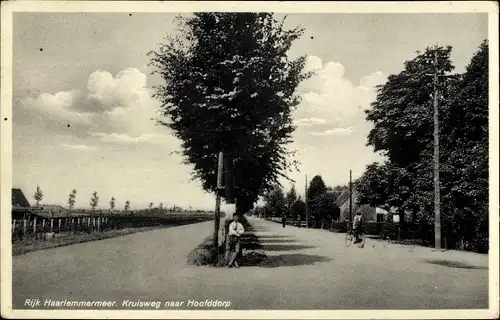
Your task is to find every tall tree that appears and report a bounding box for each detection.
[34,185,43,207]
[290,199,306,220]
[149,202,154,211]
[263,184,287,217]
[89,191,99,212]
[285,185,298,209]
[362,45,455,222]
[109,197,116,213]
[312,192,339,221]
[148,13,312,215]
[306,175,326,202]
[68,189,77,211]
[366,46,454,167]
[359,42,489,252]
[439,40,489,251]
[124,200,130,212]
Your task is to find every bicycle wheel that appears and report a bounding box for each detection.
[345,231,353,247]
[356,233,366,248]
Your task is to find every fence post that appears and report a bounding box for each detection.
[50,219,53,232]
[42,219,46,231]
[58,219,62,233]
[23,219,27,235]
[72,218,75,233]
[33,217,37,235]
[97,217,101,232]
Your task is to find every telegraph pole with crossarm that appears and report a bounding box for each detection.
[425,45,455,250]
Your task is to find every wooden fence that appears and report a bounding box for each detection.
[11,214,213,242]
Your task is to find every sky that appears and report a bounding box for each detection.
[11,12,488,210]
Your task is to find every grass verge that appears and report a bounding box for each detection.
[14,225,171,256]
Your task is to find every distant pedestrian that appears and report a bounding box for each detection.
[297,214,301,228]
[282,214,286,228]
[227,214,245,268]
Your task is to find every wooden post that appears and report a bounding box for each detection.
[432,49,442,250]
[42,219,46,231]
[58,219,62,233]
[23,219,27,235]
[213,151,224,259]
[98,217,101,232]
[305,174,308,228]
[349,170,353,223]
[50,219,54,232]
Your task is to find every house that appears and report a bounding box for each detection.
[334,184,388,222]
[12,188,31,220]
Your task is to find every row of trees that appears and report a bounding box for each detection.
[356,41,489,252]
[32,185,190,213]
[257,175,343,222]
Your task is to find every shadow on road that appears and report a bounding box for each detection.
[259,239,298,243]
[241,234,264,250]
[258,235,294,239]
[242,252,331,268]
[422,259,488,270]
[262,244,317,251]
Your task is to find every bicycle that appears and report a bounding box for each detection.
[345,224,365,248]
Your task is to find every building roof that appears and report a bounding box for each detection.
[334,181,361,207]
[12,188,30,208]
[335,191,351,207]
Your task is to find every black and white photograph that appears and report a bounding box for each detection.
[1,1,498,319]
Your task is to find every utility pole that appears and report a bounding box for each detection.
[213,151,224,257]
[349,170,352,223]
[432,49,442,250]
[425,45,453,250]
[305,173,308,228]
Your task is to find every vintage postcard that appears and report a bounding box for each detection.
[1,1,499,319]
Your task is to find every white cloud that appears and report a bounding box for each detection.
[294,117,327,127]
[89,132,175,145]
[20,68,169,142]
[21,90,93,126]
[59,143,96,151]
[310,127,354,136]
[281,55,387,191]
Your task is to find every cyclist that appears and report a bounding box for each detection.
[353,210,363,244]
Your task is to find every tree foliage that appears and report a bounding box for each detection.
[34,185,43,207]
[109,197,116,212]
[358,41,489,252]
[306,175,326,202]
[148,13,312,213]
[263,184,287,217]
[311,192,339,221]
[290,199,306,219]
[124,200,131,212]
[285,185,298,209]
[89,191,99,212]
[68,189,77,210]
